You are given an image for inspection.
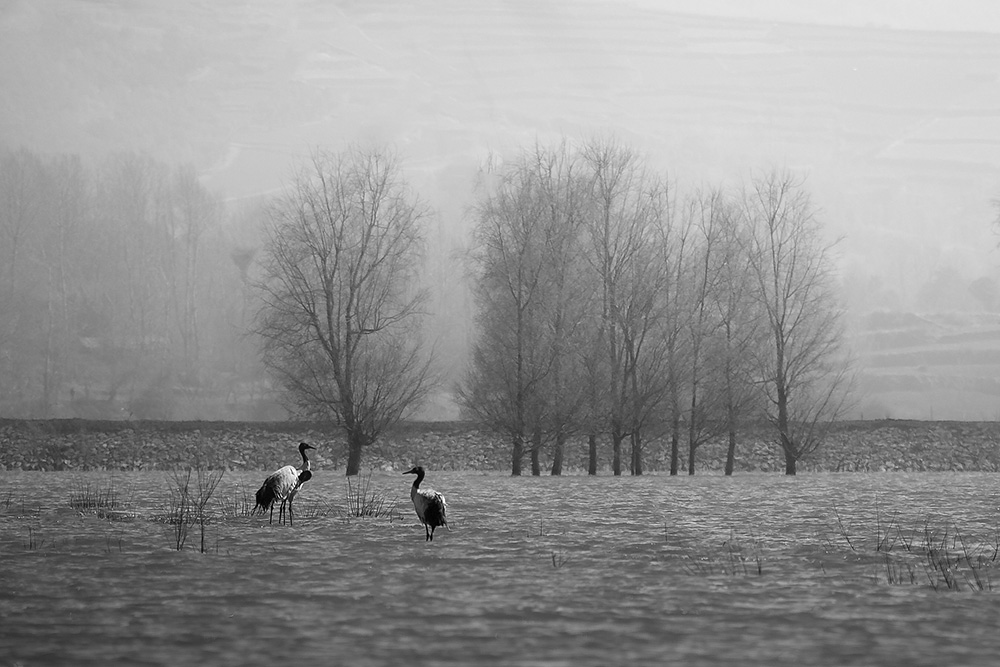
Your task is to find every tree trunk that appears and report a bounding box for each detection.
[612,431,623,476]
[629,433,634,475]
[725,427,737,476]
[511,433,524,476]
[531,426,542,476]
[687,437,697,476]
[777,365,796,475]
[783,433,797,475]
[551,430,565,475]
[588,432,598,475]
[785,453,797,475]
[687,405,698,475]
[669,414,680,476]
[346,429,364,476]
[631,430,643,476]
[687,375,698,476]
[724,373,737,475]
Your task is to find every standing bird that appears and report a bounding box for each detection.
[255,442,315,526]
[403,466,448,541]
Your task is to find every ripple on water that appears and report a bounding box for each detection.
[3,470,1000,665]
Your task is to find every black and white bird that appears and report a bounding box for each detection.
[254,442,315,526]
[403,466,448,541]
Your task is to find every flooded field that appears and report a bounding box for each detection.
[3,470,1000,666]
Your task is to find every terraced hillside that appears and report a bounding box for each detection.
[854,311,1000,420]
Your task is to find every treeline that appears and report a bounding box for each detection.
[458,139,852,476]
[0,139,852,476]
[0,147,268,420]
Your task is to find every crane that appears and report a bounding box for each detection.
[403,466,448,541]
[254,442,314,526]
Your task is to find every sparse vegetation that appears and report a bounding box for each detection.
[105,529,124,554]
[22,525,47,551]
[345,471,397,518]
[69,479,122,511]
[217,483,255,519]
[681,529,765,577]
[525,519,548,538]
[164,467,225,553]
[834,502,999,592]
[290,498,340,522]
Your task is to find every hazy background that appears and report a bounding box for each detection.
[4,0,1000,420]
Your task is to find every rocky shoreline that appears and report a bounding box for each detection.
[1,418,998,474]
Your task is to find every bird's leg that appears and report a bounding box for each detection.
[430,525,435,541]
[288,498,294,527]
[269,503,274,525]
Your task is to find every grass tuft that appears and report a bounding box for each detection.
[346,471,397,518]
[69,480,124,511]
[163,467,225,553]
[22,525,50,551]
[681,529,765,577]
[217,483,255,519]
[834,503,998,592]
[69,478,139,521]
[292,499,340,521]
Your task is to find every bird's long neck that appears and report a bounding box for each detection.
[300,448,311,471]
[411,470,424,490]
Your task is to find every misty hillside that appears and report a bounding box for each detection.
[854,311,1000,420]
[4,0,1000,419]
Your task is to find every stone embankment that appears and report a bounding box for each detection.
[0,419,998,473]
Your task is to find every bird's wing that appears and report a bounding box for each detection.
[417,489,447,525]
[266,465,296,482]
[266,465,300,497]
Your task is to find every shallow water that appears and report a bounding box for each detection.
[3,470,1000,666]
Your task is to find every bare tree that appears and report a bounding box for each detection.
[36,154,90,415]
[0,148,42,307]
[526,145,591,475]
[740,170,853,475]
[96,152,175,411]
[680,188,733,475]
[254,146,436,476]
[0,148,263,419]
[707,191,763,475]
[168,165,220,378]
[581,137,671,475]
[0,148,44,412]
[459,147,558,476]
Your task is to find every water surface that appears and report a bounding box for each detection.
[2,471,1000,666]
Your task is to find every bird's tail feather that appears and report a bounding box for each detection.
[254,482,276,514]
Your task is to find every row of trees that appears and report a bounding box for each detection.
[458,140,852,475]
[1,140,850,476]
[0,146,262,419]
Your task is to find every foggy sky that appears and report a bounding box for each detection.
[3,0,1000,419]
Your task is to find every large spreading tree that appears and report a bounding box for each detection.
[254,146,436,475]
